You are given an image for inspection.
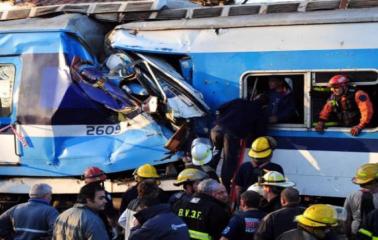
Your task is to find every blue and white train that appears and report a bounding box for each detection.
[107,4,378,198]
[1,1,378,198]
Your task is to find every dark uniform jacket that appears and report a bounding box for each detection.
[255,204,305,240]
[357,208,378,240]
[129,204,190,240]
[221,209,266,240]
[173,193,231,240]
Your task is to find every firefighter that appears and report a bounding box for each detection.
[278,204,342,240]
[234,136,284,200]
[260,171,295,214]
[315,75,374,136]
[83,167,118,239]
[190,138,219,181]
[358,208,378,240]
[119,164,166,213]
[344,163,378,238]
[173,179,231,240]
[169,168,209,206]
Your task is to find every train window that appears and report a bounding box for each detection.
[311,71,378,129]
[244,74,305,125]
[0,64,15,117]
[313,71,378,85]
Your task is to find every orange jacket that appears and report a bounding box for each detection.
[319,90,373,129]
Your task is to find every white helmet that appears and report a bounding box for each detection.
[247,183,264,196]
[191,140,212,166]
[261,171,295,188]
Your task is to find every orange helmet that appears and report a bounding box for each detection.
[328,75,349,88]
[83,167,106,183]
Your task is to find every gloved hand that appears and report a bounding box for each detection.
[315,121,325,133]
[351,125,362,136]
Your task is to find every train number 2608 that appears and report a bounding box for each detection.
[86,125,121,135]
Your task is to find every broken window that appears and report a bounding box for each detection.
[243,73,305,125]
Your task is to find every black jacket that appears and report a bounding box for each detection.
[173,193,231,240]
[255,204,305,240]
[129,204,190,240]
[357,208,378,240]
[216,98,267,139]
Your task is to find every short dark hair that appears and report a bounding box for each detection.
[137,197,160,209]
[77,182,104,203]
[281,187,300,204]
[137,179,159,198]
[241,190,261,208]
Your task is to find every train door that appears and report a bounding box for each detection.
[0,58,21,164]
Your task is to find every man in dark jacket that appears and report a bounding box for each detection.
[0,183,58,240]
[235,136,284,198]
[173,179,231,240]
[255,187,305,240]
[129,197,189,240]
[220,190,266,240]
[210,96,268,192]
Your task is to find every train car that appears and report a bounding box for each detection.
[107,1,378,198]
[0,13,209,195]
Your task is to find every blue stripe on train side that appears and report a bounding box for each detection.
[189,49,378,109]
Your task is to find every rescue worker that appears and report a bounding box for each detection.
[53,182,109,240]
[260,171,295,214]
[220,190,266,240]
[190,138,219,181]
[170,168,209,206]
[0,183,58,240]
[129,197,190,240]
[235,136,284,199]
[255,187,305,240]
[266,76,297,123]
[209,95,269,192]
[277,204,342,240]
[344,163,378,238]
[315,75,373,136]
[83,166,118,239]
[120,164,166,213]
[173,179,231,240]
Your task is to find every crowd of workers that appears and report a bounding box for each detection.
[0,74,376,240]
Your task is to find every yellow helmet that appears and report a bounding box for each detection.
[133,164,160,179]
[261,171,295,188]
[296,204,338,228]
[352,163,378,185]
[248,136,274,159]
[174,168,208,186]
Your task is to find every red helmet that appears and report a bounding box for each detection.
[83,167,106,183]
[328,75,349,88]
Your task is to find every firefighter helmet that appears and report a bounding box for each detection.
[83,167,107,183]
[296,204,338,228]
[261,171,295,188]
[248,136,274,159]
[191,141,212,166]
[352,163,378,185]
[133,164,160,179]
[174,168,208,186]
[247,183,264,196]
[328,75,350,88]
